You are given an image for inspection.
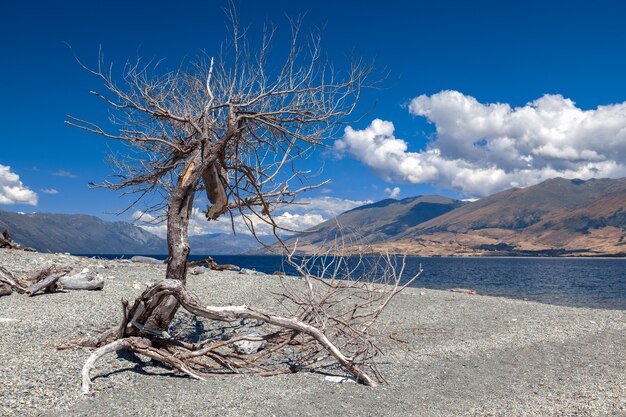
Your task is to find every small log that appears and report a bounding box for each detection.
[449,288,478,295]
[188,256,240,271]
[58,269,104,291]
[25,266,71,296]
[130,256,164,265]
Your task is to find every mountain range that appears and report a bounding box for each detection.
[276,177,626,257]
[1,177,624,257]
[0,211,266,255]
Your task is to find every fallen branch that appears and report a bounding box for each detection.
[0,266,27,294]
[78,250,422,394]
[188,256,240,271]
[25,266,72,296]
[0,265,102,296]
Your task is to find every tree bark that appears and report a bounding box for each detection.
[140,151,209,332]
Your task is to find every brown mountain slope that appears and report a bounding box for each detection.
[267,177,626,257]
[411,177,626,234]
[262,195,463,254]
[386,177,626,256]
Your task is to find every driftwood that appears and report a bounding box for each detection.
[0,229,36,252]
[76,250,423,394]
[0,266,27,295]
[59,269,105,290]
[0,229,19,249]
[450,288,478,295]
[24,266,73,295]
[81,278,379,393]
[0,282,12,296]
[188,256,239,271]
[0,265,100,296]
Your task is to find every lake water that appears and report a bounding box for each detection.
[83,254,626,310]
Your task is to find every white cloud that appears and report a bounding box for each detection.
[335,91,626,197]
[0,165,38,205]
[52,170,77,179]
[40,188,59,195]
[293,196,371,217]
[133,196,371,237]
[384,187,400,199]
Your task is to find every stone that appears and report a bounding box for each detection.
[324,376,357,383]
[449,288,478,295]
[130,256,164,265]
[238,268,264,275]
[190,266,207,275]
[233,332,267,354]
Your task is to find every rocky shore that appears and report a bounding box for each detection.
[0,248,624,416]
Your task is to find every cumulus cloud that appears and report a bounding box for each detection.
[384,187,400,198]
[133,196,371,237]
[0,165,38,205]
[335,91,626,197]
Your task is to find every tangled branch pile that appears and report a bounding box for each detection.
[78,252,421,393]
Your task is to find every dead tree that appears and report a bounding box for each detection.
[79,249,422,393]
[64,11,424,392]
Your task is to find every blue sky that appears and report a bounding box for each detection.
[2,0,626,234]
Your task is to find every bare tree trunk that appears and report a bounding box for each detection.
[140,153,206,332]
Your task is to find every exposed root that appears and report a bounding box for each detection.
[81,338,132,394]
[78,252,422,393]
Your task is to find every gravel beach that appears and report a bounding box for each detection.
[0,248,624,416]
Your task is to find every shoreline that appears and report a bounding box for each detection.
[71,252,626,260]
[0,249,625,416]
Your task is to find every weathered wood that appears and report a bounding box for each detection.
[58,269,104,290]
[81,338,132,394]
[136,279,378,387]
[0,229,34,251]
[0,266,27,294]
[81,336,210,394]
[0,283,12,296]
[0,229,20,249]
[130,256,163,265]
[188,256,240,271]
[25,266,71,296]
[450,288,478,295]
[203,162,228,220]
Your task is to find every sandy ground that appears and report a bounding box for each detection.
[0,248,624,416]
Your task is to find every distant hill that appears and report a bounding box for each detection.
[3,177,624,257]
[0,210,268,255]
[412,177,626,233]
[264,177,626,257]
[189,233,271,255]
[392,177,626,256]
[262,195,463,253]
[0,210,166,254]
